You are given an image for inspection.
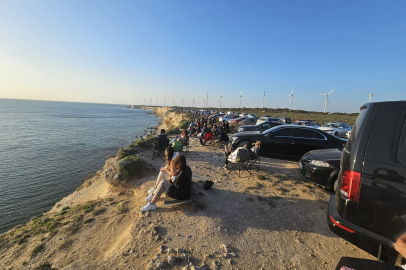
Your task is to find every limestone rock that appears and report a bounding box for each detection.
[167,255,175,265]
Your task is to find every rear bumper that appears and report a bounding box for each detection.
[327,195,398,264]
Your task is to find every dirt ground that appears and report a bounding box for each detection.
[0,108,375,270]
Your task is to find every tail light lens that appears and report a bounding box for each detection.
[340,170,361,202]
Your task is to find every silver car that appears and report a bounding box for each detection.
[318,122,352,138]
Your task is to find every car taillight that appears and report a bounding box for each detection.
[340,170,361,202]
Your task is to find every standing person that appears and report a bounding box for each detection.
[212,125,219,137]
[142,155,192,211]
[225,121,230,133]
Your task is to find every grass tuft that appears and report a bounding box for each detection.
[92,208,106,216]
[31,242,45,258]
[256,175,266,180]
[33,261,57,270]
[59,239,73,251]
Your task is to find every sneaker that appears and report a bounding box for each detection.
[147,187,155,195]
[145,194,154,202]
[141,203,157,211]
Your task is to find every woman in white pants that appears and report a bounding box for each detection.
[147,146,178,196]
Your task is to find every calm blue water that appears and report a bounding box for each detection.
[0,99,159,233]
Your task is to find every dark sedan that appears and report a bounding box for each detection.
[231,126,346,158]
[237,121,283,132]
[299,149,342,190]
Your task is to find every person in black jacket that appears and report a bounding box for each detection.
[142,154,192,211]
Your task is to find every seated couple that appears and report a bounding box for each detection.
[142,148,192,211]
[223,141,260,169]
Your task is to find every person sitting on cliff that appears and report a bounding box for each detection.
[156,129,168,140]
[218,128,229,142]
[250,141,261,155]
[199,124,212,146]
[143,154,192,211]
[212,125,219,137]
[147,146,177,196]
[170,129,189,146]
[223,142,250,169]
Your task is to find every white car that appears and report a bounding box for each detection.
[318,122,352,138]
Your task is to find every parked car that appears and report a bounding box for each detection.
[231,117,247,124]
[256,117,282,125]
[292,121,320,127]
[279,117,292,124]
[231,125,346,158]
[327,101,406,265]
[239,117,256,125]
[294,119,320,126]
[318,122,352,138]
[237,121,283,132]
[299,149,342,190]
[248,114,257,118]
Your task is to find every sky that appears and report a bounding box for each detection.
[0,0,405,113]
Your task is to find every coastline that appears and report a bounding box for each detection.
[0,107,375,270]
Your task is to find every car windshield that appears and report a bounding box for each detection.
[323,123,340,128]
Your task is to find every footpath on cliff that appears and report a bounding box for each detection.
[0,107,374,270]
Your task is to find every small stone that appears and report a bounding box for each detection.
[177,248,185,253]
[167,255,175,265]
[181,254,189,261]
[159,245,165,254]
[187,235,193,238]
[129,249,134,254]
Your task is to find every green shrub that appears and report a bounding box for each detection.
[166,128,180,135]
[31,242,45,257]
[133,136,155,149]
[117,145,140,160]
[179,120,190,129]
[116,155,146,177]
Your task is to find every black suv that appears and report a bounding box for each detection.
[328,101,406,264]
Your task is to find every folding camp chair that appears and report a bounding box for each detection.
[227,148,252,177]
[201,132,213,146]
[249,146,261,170]
[152,137,169,160]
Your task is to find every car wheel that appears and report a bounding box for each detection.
[237,140,251,148]
[334,131,339,137]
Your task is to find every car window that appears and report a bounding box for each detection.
[314,131,325,139]
[272,128,293,137]
[293,128,315,139]
[323,123,339,128]
[347,106,367,152]
[262,123,270,128]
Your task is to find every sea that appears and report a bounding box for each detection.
[0,99,160,234]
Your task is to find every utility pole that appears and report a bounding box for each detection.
[220,95,223,109]
[206,94,209,108]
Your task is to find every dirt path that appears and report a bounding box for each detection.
[0,110,375,270]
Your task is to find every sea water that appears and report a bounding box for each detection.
[0,99,159,233]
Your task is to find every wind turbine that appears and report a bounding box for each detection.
[238,92,244,109]
[156,99,158,106]
[259,89,270,109]
[192,98,195,108]
[143,99,145,106]
[367,92,379,102]
[203,99,206,108]
[320,89,335,113]
[206,93,209,108]
[150,98,152,106]
[219,95,223,109]
[181,98,184,108]
[287,88,296,111]
[164,99,166,107]
[173,100,174,107]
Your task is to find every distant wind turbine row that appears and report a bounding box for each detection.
[146,89,379,113]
